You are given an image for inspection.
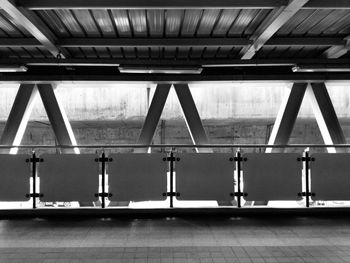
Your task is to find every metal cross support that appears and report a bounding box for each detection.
[94,152,113,208]
[297,151,315,208]
[25,152,43,209]
[162,152,180,208]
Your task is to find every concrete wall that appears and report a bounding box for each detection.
[0,82,349,153]
[0,118,331,154]
[0,82,349,121]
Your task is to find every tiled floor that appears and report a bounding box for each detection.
[0,214,350,262]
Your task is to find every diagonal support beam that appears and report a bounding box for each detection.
[0,84,38,154]
[37,84,79,154]
[307,83,347,153]
[135,84,171,153]
[174,84,212,153]
[323,36,350,59]
[241,0,309,60]
[266,83,307,153]
[0,0,67,58]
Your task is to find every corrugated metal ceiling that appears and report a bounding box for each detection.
[0,7,349,60]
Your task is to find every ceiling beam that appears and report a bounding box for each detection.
[0,73,349,83]
[16,0,289,9]
[0,37,346,48]
[304,0,350,9]
[322,36,350,59]
[0,0,67,58]
[17,0,350,9]
[240,0,309,60]
[1,58,350,67]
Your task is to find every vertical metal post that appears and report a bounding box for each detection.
[170,151,174,208]
[236,151,241,208]
[32,152,37,209]
[101,152,106,209]
[304,151,310,208]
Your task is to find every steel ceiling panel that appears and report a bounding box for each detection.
[67,47,84,58]
[0,12,25,37]
[137,47,149,58]
[177,46,190,58]
[164,47,176,58]
[268,46,289,58]
[36,10,69,37]
[196,9,221,36]
[228,47,241,58]
[24,47,45,58]
[278,9,350,36]
[181,10,202,37]
[81,46,97,58]
[111,10,132,37]
[129,10,147,37]
[0,10,32,37]
[95,46,110,58]
[244,9,270,35]
[308,10,349,35]
[340,23,350,34]
[202,47,218,58]
[0,47,14,58]
[190,47,204,58]
[73,10,100,37]
[165,10,183,37]
[291,9,333,35]
[323,12,350,35]
[228,9,259,36]
[216,46,232,58]
[282,46,303,58]
[123,47,137,58]
[10,47,31,58]
[55,10,84,37]
[212,9,239,37]
[277,10,314,35]
[147,10,164,37]
[295,46,327,58]
[150,47,161,58]
[91,10,116,37]
[255,46,276,58]
[109,47,123,58]
[255,46,328,59]
[38,46,54,58]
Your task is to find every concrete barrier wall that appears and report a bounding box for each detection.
[0,82,348,121]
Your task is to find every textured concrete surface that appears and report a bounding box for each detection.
[0,82,349,121]
[0,215,350,262]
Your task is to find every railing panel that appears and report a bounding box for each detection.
[311,153,350,201]
[0,155,31,201]
[108,154,167,202]
[243,153,302,201]
[39,154,99,202]
[176,153,234,201]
